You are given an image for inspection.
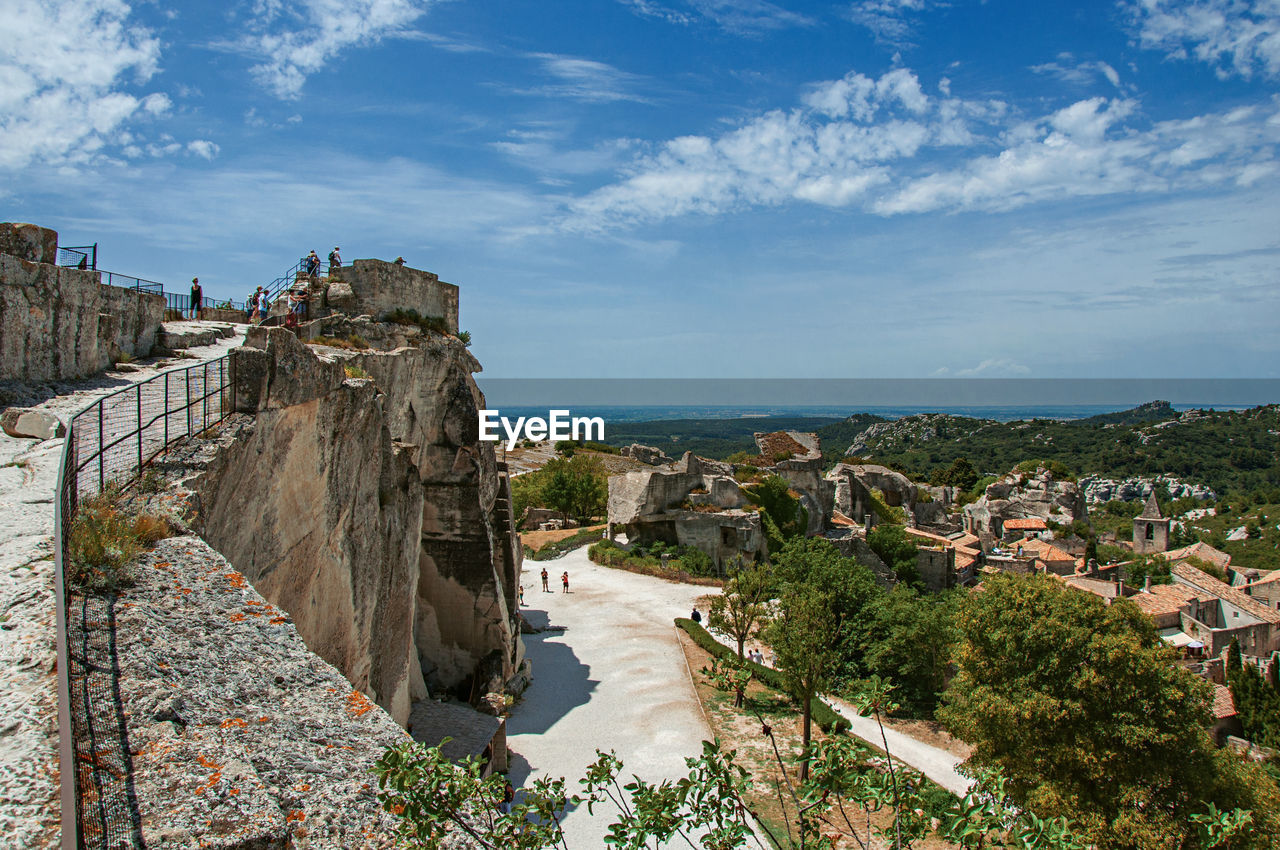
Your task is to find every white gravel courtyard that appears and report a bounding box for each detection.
[506,547,716,847]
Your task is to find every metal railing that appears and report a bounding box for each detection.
[54,355,234,848]
[57,252,246,313]
[59,245,97,270]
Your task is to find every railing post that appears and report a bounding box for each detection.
[53,423,79,850]
[186,366,192,438]
[97,403,104,494]
[202,362,209,431]
[136,386,143,474]
[164,373,170,447]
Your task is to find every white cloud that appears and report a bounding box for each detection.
[617,0,811,33]
[0,0,168,170]
[187,140,220,160]
[847,0,938,47]
[1030,53,1124,88]
[237,0,432,98]
[515,54,651,103]
[1128,0,1280,79]
[950,358,1032,377]
[563,68,1280,229]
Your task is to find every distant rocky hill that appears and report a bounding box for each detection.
[845,403,1280,500]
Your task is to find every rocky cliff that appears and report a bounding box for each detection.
[179,326,522,728]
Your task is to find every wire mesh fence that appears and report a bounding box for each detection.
[57,355,234,848]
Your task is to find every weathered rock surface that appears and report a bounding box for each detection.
[609,451,764,566]
[183,327,521,726]
[620,444,674,466]
[0,222,57,264]
[109,536,412,848]
[0,407,64,439]
[963,467,1086,536]
[156,321,236,352]
[827,463,918,524]
[1077,474,1216,504]
[759,432,832,535]
[1,249,164,381]
[337,260,459,333]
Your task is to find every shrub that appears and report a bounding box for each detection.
[528,526,602,560]
[675,617,849,733]
[68,490,173,594]
[344,363,371,379]
[588,540,723,585]
[382,308,450,335]
[456,330,471,346]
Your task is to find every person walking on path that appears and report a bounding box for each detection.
[189,277,203,319]
[518,585,524,606]
[328,246,342,274]
[690,608,701,624]
[499,778,515,815]
[540,568,549,592]
[561,571,570,593]
[306,250,321,285]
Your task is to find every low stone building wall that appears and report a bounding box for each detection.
[327,260,459,332]
[0,224,164,381]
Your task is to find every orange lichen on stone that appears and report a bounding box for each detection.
[227,612,246,622]
[346,689,375,717]
[225,572,247,589]
[268,615,288,625]
[219,718,248,730]
[286,809,306,823]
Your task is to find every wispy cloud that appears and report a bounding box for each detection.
[618,0,812,34]
[1030,53,1124,88]
[512,53,652,103]
[1127,0,1280,79]
[936,359,1032,377]
[562,67,1280,229]
[0,0,172,170]
[846,0,939,47]
[235,0,433,99]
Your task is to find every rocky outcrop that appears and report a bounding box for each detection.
[184,327,521,727]
[827,463,918,525]
[609,451,764,566]
[620,444,674,466]
[0,223,57,264]
[963,467,1086,536]
[1,230,164,381]
[758,432,832,535]
[109,536,410,848]
[1077,474,1216,504]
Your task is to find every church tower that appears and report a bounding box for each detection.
[1133,492,1170,554]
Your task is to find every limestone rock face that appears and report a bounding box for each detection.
[189,330,521,724]
[962,467,1086,536]
[0,252,163,381]
[0,223,57,264]
[826,463,918,524]
[620,444,674,466]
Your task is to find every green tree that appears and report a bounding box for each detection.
[539,455,607,522]
[708,559,772,662]
[940,573,1280,846]
[940,457,979,492]
[864,586,959,719]
[744,475,807,539]
[766,581,840,783]
[866,524,920,586]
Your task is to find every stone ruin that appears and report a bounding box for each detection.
[608,452,766,568]
[963,466,1087,537]
[620,443,675,466]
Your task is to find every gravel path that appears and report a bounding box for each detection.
[506,547,716,847]
[0,323,245,848]
[826,697,972,796]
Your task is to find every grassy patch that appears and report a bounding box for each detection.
[344,363,371,379]
[382,308,451,336]
[525,525,602,561]
[311,334,370,350]
[68,488,174,594]
[589,539,723,585]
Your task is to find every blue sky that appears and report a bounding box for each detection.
[3,0,1279,379]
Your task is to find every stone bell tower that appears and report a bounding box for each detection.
[1133,492,1170,555]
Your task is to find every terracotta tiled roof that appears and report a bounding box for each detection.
[1003,518,1048,531]
[1213,684,1237,720]
[1016,538,1075,563]
[1172,563,1280,625]
[1128,584,1199,618]
[1162,542,1232,570]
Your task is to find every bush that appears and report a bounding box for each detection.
[675,617,849,733]
[382,308,451,335]
[589,540,723,585]
[528,527,602,561]
[68,490,173,594]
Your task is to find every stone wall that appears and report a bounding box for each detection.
[0,238,163,381]
[328,260,459,332]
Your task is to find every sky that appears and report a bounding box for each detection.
[2,0,1279,380]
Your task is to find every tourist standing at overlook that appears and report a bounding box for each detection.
[328,246,341,273]
[189,277,202,319]
[306,250,321,284]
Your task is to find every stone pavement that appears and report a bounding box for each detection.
[0,323,245,848]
